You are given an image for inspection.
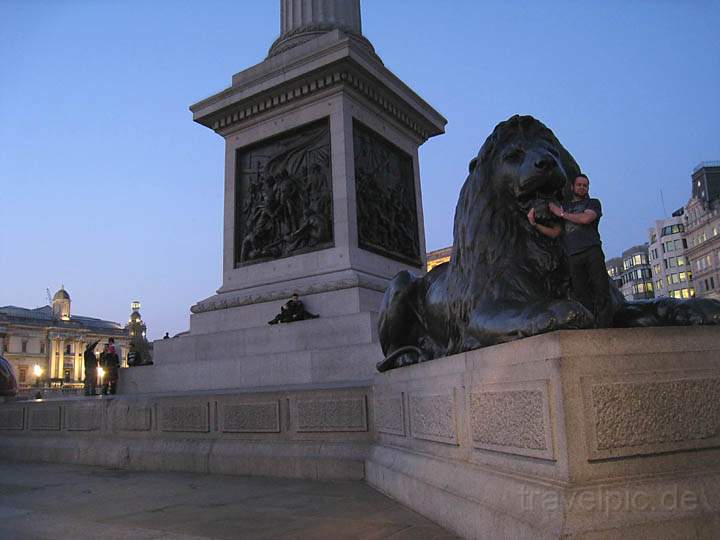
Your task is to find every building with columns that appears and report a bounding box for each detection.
[0,287,129,389]
[617,244,655,301]
[683,161,720,299]
[647,210,695,299]
[426,246,451,272]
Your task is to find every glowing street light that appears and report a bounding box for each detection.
[33,364,43,378]
[97,366,105,387]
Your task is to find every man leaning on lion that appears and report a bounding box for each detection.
[527,172,613,328]
[377,115,720,372]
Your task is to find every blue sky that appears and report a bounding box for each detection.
[2,0,719,338]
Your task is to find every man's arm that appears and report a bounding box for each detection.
[548,203,598,225]
[527,208,562,238]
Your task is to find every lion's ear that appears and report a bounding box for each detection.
[468,158,478,174]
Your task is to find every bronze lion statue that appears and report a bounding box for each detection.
[377,115,720,371]
[0,355,18,398]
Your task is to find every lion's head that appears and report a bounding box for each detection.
[379,115,596,365]
[446,116,579,343]
[468,115,579,211]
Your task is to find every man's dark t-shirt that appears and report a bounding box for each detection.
[561,198,602,256]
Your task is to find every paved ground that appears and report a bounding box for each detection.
[0,462,457,540]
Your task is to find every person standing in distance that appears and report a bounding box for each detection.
[527,174,613,327]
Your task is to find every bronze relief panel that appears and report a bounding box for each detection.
[353,121,421,266]
[234,119,334,266]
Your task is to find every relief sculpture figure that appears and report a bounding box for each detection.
[377,115,720,372]
[236,121,333,265]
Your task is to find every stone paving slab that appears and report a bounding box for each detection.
[0,462,457,540]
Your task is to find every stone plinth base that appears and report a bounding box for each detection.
[0,383,373,481]
[367,327,720,539]
[4,327,720,538]
[119,311,383,394]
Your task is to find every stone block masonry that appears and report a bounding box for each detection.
[0,383,372,481]
[368,326,720,539]
[5,327,720,538]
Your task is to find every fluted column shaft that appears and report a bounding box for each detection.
[280,0,361,35]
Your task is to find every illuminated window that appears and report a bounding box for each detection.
[656,280,662,290]
[679,272,687,282]
[677,256,686,266]
[427,255,451,272]
[19,367,27,383]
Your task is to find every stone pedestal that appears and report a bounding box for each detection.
[3,327,720,538]
[367,327,720,539]
[0,384,373,481]
[120,1,445,394]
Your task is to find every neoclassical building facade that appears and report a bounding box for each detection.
[0,288,130,389]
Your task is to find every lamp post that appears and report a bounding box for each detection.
[97,366,105,393]
[33,364,44,387]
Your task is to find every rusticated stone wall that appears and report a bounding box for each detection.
[582,372,720,460]
[0,385,373,481]
[368,327,720,540]
[0,388,371,438]
[372,327,720,484]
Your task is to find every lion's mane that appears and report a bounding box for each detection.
[444,115,581,352]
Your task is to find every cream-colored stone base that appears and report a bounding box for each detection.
[367,326,720,539]
[119,310,383,394]
[3,327,720,538]
[0,383,373,481]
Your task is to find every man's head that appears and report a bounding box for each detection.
[572,174,590,199]
[291,293,299,301]
[109,337,115,344]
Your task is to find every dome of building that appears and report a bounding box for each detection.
[53,287,70,301]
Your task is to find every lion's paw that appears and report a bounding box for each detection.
[546,300,594,330]
[668,298,720,326]
[518,300,593,338]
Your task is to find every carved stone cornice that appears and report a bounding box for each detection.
[208,67,434,142]
[191,274,387,314]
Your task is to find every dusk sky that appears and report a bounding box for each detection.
[2,0,719,339]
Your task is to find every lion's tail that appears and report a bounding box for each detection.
[376,345,427,373]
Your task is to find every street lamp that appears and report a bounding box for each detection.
[33,364,44,390]
[97,366,105,389]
